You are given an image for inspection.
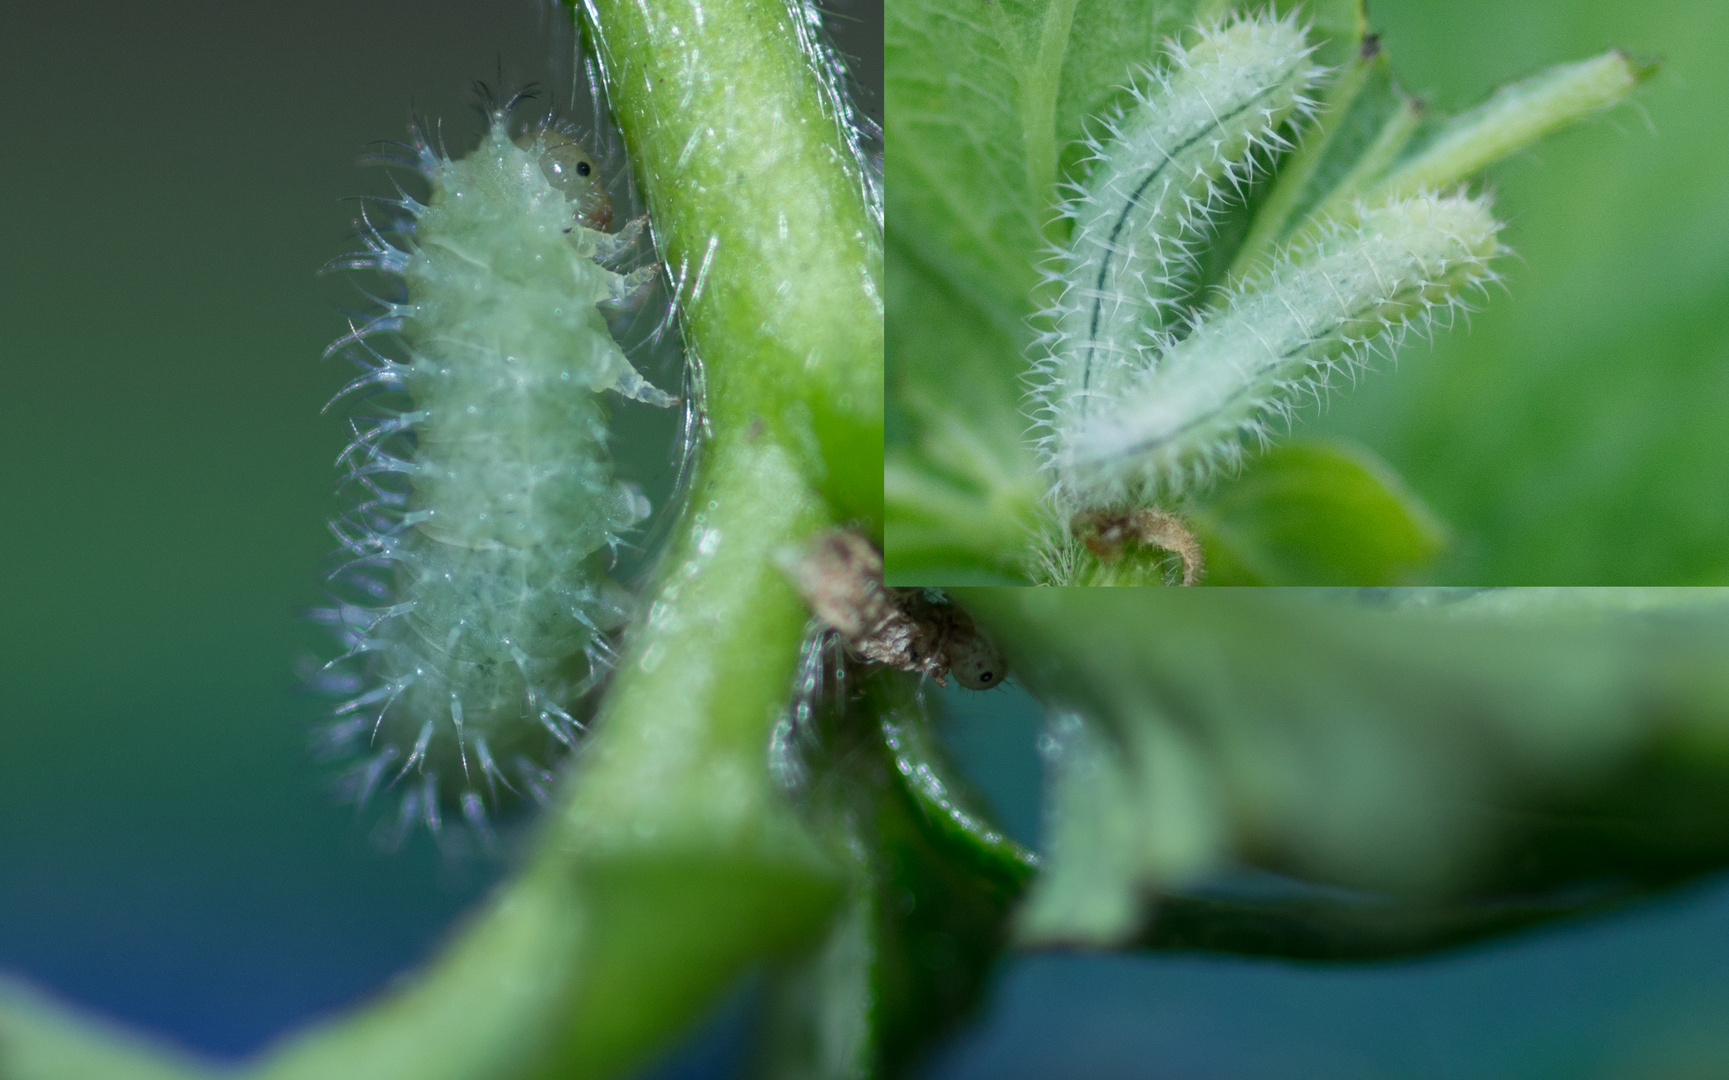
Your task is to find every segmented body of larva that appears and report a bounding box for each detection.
[317,102,674,842]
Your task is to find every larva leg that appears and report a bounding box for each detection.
[611,360,680,407]
[607,264,659,305]
[594,215,650,263]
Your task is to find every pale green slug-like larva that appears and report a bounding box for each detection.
[317,99,675,844]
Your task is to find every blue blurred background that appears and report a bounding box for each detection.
[6,0,1729,1076]
[927,685,1729,1080]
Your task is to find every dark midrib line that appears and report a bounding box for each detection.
[1078,79,1287,412]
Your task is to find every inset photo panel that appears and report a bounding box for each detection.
[885,0,1726,586]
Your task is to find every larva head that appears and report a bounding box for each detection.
[517,125,613,231]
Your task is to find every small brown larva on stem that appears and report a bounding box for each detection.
[785,530,1007,690]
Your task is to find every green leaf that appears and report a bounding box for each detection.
[959,588,1729,949]
[879,692,1040,886]
[866,737,1030,1075]
[886,241,1028,458]
[1190,438,1447,585]
[884,240,1044,584]
[0,980,218,1080]
[885,0,1050,327]
[884,453,1043,584]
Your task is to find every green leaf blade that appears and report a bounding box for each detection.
[1379,49,1655,198]
[1191,439,1448,585]
[963,588,1729,952]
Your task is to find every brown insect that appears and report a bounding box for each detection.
[783,530,1007,690]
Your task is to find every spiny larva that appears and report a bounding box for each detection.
[316,95,676,844]
[1030,12,1503,541]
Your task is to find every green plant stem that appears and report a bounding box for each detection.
[547,430,843,1078]
[253,433,841,1080]
[579,0,884,532]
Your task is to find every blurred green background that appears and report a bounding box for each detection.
[1303,0,1729,583]
[0,0,608,1057]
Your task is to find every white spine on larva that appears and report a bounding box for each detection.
[318,108,674,843]
[1057,192,1502,504]
[1030,13,1320,471]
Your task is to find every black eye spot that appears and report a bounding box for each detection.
[576,161,592,176]
[978,671,994,684]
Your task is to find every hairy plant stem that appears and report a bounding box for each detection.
[581,0,885,532]
[255,433,842,1080]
